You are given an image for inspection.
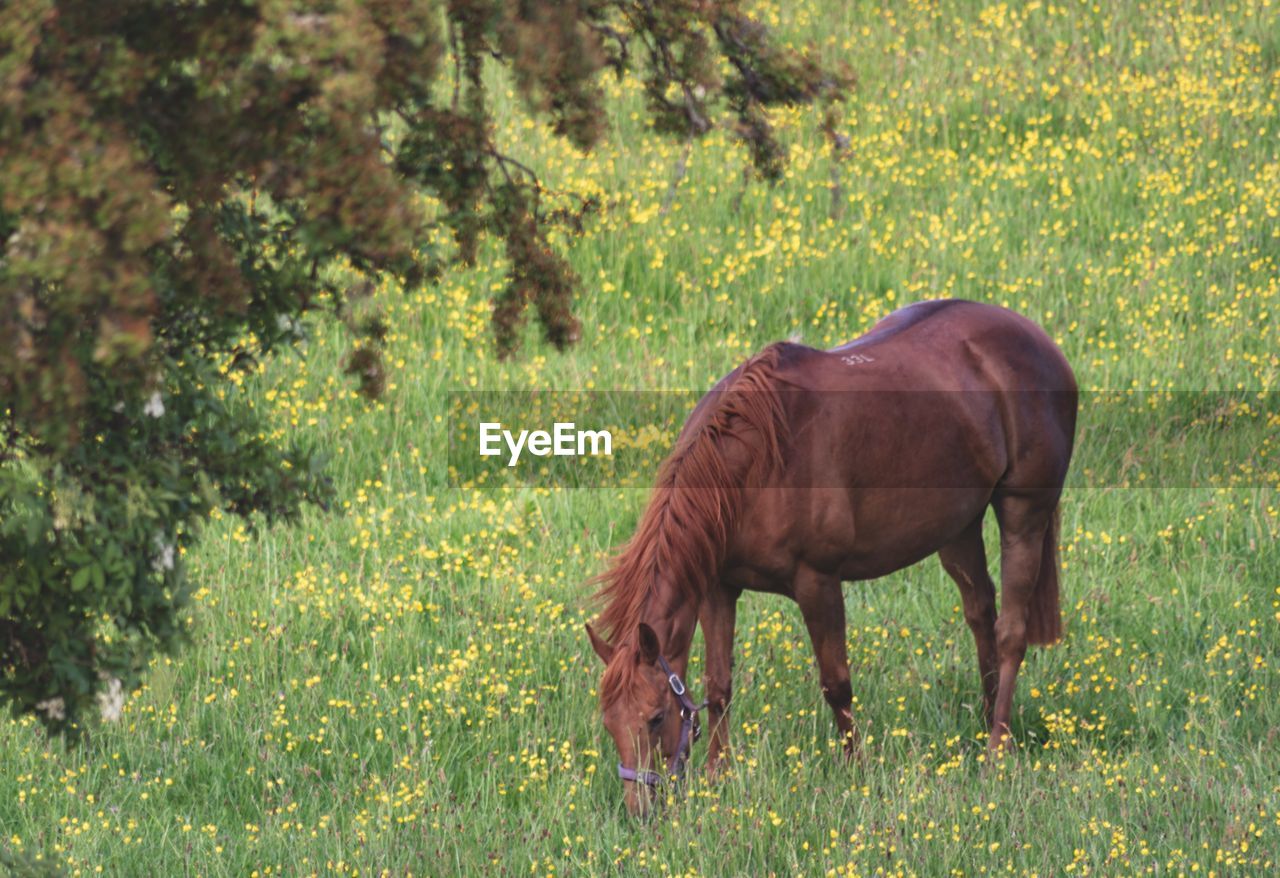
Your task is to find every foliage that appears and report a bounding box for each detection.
[0,0,846,732]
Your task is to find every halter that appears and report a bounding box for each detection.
[616,654,708,787]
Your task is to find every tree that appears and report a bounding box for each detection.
[0,0,849,732]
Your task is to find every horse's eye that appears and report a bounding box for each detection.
[647,712,665,730]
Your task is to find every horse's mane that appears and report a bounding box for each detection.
[592,343,792,698]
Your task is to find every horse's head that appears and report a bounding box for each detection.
[586,621,696,817]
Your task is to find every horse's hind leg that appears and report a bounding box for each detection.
[937,515,998,726]
[794,566,858,756]
[989,494,1055,752]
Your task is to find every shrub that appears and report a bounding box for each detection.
[0,0,847,732]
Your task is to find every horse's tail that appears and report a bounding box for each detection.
[1025,505,1063,645]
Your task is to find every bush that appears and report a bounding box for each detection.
[0,0,847,732]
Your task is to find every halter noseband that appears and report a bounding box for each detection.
[617,654,708,788]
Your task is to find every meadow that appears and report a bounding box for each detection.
[2,0,1279,875]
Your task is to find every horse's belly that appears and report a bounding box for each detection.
[728,485,990,588]
[837,486,991,579]
[833,542,949,581]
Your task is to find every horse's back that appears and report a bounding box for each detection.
[825,299,1076,394]
[835,300,1077,490]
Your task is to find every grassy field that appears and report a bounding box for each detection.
[3,0,1279,875]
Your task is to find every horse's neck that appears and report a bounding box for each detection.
[646,595,700,672]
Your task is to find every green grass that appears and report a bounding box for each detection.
[3,0,1279,875]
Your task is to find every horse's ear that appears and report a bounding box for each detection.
[636,622,661,665]
[585,623,614,664]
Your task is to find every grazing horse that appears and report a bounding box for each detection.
[586,300,1078,816]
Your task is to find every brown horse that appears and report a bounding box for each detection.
[585,300,1078,816]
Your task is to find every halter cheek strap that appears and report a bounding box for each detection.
[616,654,708,788]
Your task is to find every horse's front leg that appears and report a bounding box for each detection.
[699,584,739,778]
[794,567,858,756]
